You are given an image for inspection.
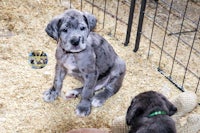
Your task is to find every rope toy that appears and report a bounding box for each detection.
[170,91,198,122]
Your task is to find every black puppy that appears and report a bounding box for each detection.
[126,91,177,133]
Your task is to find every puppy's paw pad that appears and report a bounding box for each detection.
[65,90,80,99]
[92,98,104,107]
[43,89,59,102]
[75,109,87,117]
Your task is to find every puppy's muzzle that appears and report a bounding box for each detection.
[70,36,81,46]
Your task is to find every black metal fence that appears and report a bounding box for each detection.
[68,0,200,95]
[134,0,200,94]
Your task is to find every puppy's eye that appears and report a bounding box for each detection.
[80,26,86,31]
[62,28,68,33]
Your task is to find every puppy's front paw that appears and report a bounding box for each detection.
[76,105,91,117]
[43,88,59,102]
[76,100,91,117]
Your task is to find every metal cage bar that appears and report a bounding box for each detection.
[147,0,158,58]
[182,17,200,88]
[81,0,83,11]
[92,0,94,14]
[70,0,72,8]
[170,0,189,77]
[103,0,107,29]
[114,0,120,37]
[124,0,136,46]
[158,0,174,68]
[196,78,200,94]
[134,0,147,52]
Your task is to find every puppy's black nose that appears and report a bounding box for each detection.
[70,37,80,46]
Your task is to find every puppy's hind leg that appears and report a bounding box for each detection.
[92,58,126,107]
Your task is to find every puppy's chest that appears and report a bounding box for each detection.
[61,54,79,74]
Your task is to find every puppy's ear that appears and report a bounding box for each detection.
[83,12,97,31]
[45,16,63,41]
[126,101,143,125]
[167,101,177,116]
[159,94,177,116]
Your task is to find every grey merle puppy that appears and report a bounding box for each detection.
[43,9,126,117]
[126,91,177,133]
